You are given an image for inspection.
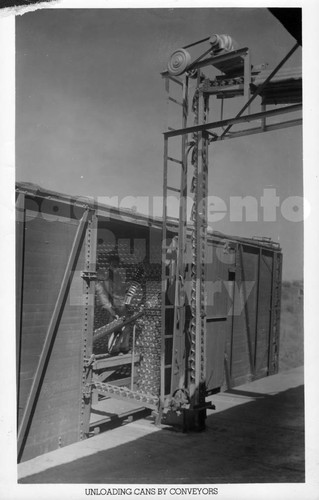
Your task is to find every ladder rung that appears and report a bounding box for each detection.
[167,186,181,193]
[168,96,183,107]
[165,364,172,369]
[166,216,179,222]
[167,156,183,165]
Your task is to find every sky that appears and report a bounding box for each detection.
[15,7,303,279]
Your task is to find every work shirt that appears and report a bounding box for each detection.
[96,267,126,315]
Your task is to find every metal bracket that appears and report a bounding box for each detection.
[84,354,96,369]
[82,383,92,400]
[81,270,97,282]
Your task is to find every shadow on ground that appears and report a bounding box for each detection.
[19,385,304,484]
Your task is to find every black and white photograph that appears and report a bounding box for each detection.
[0,1,318,498]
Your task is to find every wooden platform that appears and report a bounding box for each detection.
[89,396,148,429]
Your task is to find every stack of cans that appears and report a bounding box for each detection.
[135,270,162,395]
[93,240,163,395]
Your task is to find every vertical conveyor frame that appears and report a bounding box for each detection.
[160,39,301,426]
[161,68,210,422]
[160,73,189,409]
[188,70,209,411]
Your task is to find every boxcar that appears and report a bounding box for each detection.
[16,182,282,462]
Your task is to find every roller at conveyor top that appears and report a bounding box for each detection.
[167,33,238,76]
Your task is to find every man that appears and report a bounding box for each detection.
[95,254,131,355]
[96,254,123,320]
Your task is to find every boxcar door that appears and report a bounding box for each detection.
[227,243,280,387]
[16,192,97,462]
[205,240,234,393]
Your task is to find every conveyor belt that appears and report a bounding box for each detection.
[93,381,159,410]
[202,66,302,105]
[93,311,144,343]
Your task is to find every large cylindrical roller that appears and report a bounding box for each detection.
[167,48,192,76]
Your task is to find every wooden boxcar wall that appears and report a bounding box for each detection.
[205,236,282,393]
[16,190,96,463]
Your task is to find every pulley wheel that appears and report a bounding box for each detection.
[209,34,238,53]
[167,48,192,76]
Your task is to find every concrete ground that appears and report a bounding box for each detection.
[18,366,304,484]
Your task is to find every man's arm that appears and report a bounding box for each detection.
[95,280,117,318]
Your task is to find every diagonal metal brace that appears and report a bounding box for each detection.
[219,42,300,139]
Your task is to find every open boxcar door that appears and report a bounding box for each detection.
[16,188,97,463]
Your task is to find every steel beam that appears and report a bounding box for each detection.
[220,42,300,139]
[219,118,302,140]
[164,104,301,138]
[80,211,98,440]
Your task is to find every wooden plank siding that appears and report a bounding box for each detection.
[17,196,95,462]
